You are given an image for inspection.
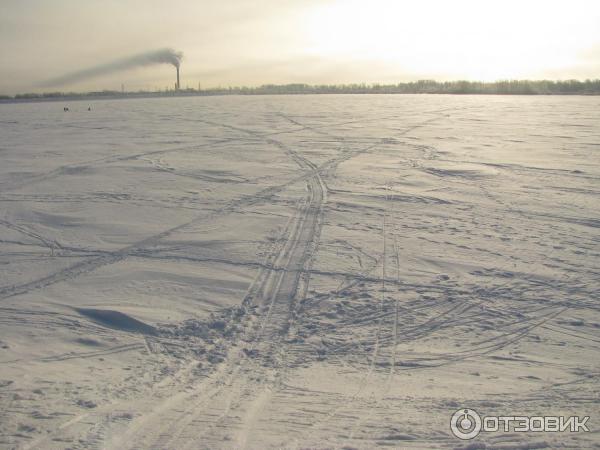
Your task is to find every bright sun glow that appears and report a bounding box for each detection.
[305,0,600,80]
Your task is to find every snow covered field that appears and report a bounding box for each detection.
[0,94,599,449]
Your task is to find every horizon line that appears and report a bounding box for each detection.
[3,78,600,101]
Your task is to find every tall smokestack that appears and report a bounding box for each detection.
[176,66,180,90]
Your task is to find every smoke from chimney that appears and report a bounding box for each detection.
[42,48,183,88]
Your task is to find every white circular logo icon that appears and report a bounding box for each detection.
[450,408,482,440]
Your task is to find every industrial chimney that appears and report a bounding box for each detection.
[176,66,180,90]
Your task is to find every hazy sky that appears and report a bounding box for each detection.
[1,0,600,94]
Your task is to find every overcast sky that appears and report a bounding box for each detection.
[1,0,600,94]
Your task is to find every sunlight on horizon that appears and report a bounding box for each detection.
[1,0,599,93]
[304,0,600,80]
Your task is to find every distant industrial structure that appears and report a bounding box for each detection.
[41,48,184,92]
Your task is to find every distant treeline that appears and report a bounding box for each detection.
[208,79,600,95]
[3,79,600,101]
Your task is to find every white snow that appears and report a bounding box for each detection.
[0,94,599,449]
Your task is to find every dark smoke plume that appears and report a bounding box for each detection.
[43,48,183,87]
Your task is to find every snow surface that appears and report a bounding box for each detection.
[0,94,599,449]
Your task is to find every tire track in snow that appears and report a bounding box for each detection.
[174,118,326,448]
[288,184,392,449]
[285,108,460,447]
[103,114,327,450]
[344,184,402,444]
